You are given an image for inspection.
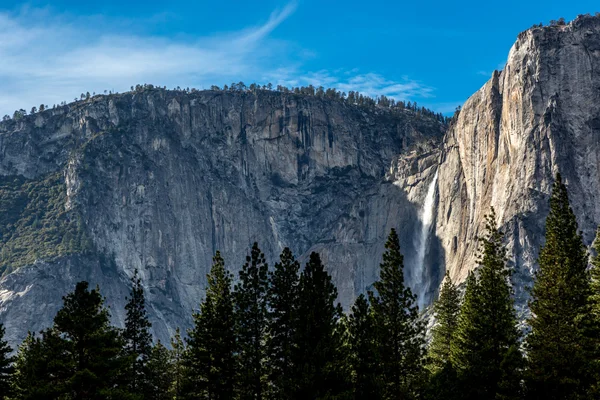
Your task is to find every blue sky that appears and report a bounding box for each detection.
[0,0,598,116]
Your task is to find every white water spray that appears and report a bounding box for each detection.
[414,170,438,309]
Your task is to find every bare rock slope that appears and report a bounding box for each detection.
[434,14,600,310]
[0,90,444,345]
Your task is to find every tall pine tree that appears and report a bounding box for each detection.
[293,252,348,399]
[53,281,132,399]
[11,330,68,400]
[146,341,175,400]
[0,324,13,399]
[347,294,381,400]
[588,227,600,396]
[425,271,460,400]
[234,242,269,400]
[370,228,426,400]
[266,247,300,400]
[185,250,236,400]
[428,271,460,372]
[170,328,186,400]
[123,269,152,397]
[450,209,522,400]
[526,174,592,399]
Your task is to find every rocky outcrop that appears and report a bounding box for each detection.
[3,14,599,347]
[0,90,444,346]
[434,14,600,310]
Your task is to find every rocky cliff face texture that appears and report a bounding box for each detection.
[3,14,600,347]
[432,14,600,312]
[0,90,444,345]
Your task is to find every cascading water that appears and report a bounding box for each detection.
[414,169,438,309]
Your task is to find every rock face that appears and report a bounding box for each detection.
[433,14,600,312]
[3,14,600,347]
[0,90,444,345]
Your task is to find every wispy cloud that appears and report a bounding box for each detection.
[0,2,442,116]
[0,4,298,115]
[265,69,435,100]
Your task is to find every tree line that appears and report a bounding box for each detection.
[0,172,598,399]
[1,83,450,125]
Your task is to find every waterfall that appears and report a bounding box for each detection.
[414,170,438,309]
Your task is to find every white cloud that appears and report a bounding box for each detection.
[265,69,435,100]
[0,4,298,115]
[0,2,442,116]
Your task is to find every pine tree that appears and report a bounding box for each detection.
[53,281,132,399]
[170,328,185,399]
[450,210,522,399]
[370,228,426,400]
[234,243,269,400]
[449,270,477,378]
[11,330,68,400]
[588,227,600,396]
[428,271,460,372]
[0,324,14,399]
[425,272,461,400]
[293,252,348,399]
[185,250,236,399]
[266,247,300,399]
[347,294,381,400]
[526,174,592,399]
[11,332,39,400]
[146,341,174,400]
[124,269,152,396]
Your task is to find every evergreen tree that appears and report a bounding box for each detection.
[369,229,426,400]
[11,332,39,400]
[170,328,186,399]
[450,210,522,399]
[293,252,348,399]
[448,270,477,382]
[425,272,460,400]
[526,174,592,399]
[123,269,152,396]
[53,281,132,399]
[11,330,68,400]
[588,227,600,396]
[185,251,236,400]
[146,341,174,400]
[428,271,460,372]
[0,324,13,399]
[266,247,300,400]
[234,243,269,400]
[347,294,381,400]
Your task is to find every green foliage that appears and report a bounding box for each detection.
[526,174,593,399]
[234,243,270,400]
[11,330,68,400]
[266,247,300,400]
[146,341,175,400]
[53,281,134,399]
[0,324,13,399]
[170,328,186,399]
[12,282,133,399]
[450,210,522,399]
[588,227,600,396]
[428,271,460,373]
[370,228,426,400]
[184,251,236,400]
[347,294,381,400]
[293,252,349,400]
[0,173,91,275]
[123,269,153,396]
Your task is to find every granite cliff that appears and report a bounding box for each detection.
[0,89,444,345]
[431,14,600,315]
[2,13,600,346]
